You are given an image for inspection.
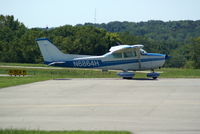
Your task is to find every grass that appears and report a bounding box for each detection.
[0,130,131,134]
[159,68,200,78]
[0,66,118,88]
[0,62,48,67]
[0,62,200,88]
[134,68,200,78]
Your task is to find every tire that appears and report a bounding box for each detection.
[123,77,133,79]
[153,77,157,80]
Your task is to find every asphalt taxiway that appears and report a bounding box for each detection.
[0,78,200,134]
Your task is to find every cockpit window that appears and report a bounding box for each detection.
[111,49,137,59]
[140,49,147,55]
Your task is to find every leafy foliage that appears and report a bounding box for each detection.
[85,20,200,43]
[190,37,200,68]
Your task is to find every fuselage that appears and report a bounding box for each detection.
[44,51,166,71]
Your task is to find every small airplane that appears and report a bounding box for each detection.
[36,38,169,79]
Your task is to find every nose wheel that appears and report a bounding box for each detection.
[147,70,160,79]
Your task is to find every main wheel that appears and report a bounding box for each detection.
[123,77,133,79]
[152,77,157,80]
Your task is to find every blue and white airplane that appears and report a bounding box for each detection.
[36,38,169,79]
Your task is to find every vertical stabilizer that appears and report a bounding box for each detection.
[36,38,65,62]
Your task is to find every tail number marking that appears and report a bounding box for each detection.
[73,60,100,67]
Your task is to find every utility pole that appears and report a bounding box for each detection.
[94,8,96,24]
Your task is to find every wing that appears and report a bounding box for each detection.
[48,61,65,66]
[109,44,144,53]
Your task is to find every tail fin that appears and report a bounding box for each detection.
[36,38,65,63]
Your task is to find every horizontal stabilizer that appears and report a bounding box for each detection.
[48,62,65,66]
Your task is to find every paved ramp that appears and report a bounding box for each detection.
[0,78,200,134]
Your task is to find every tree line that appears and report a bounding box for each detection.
[0,15,200,68]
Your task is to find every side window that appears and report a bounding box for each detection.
[123,51,136,58]
[112,53,122,58]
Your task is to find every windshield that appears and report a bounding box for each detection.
[140,49,147,54]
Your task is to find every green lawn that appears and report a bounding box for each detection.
[0,66,118,88]
[159,68,200,78]
[0,130,131,134]
[0,63,200,88]
[0,62,48,67]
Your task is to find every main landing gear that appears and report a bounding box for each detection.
[117,72,135,79]
[117,70,160,80]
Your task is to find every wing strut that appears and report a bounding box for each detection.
[135,47,142,70]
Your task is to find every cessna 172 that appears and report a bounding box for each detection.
[36,38,169,79]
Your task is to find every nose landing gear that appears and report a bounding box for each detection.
[147,70,160,79]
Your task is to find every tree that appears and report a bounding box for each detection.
[190,37,200,68]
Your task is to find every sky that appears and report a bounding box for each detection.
[1,0,200,28]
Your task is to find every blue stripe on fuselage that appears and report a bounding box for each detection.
[44,57,165,68]
[143,53,165,56]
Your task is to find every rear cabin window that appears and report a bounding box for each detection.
[112,53,122,58]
